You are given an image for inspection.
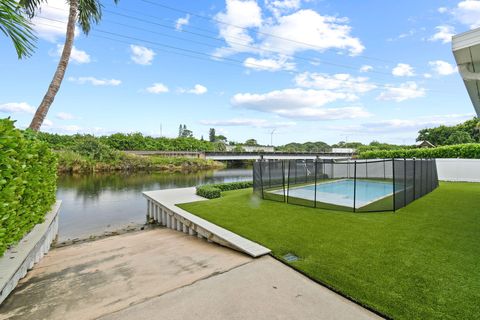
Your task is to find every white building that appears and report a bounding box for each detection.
[452,27,480,116]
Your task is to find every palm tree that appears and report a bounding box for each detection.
[20,0,119,131]
[0,0,36,58]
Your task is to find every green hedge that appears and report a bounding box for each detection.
[196,181,253,199]
[0,119,57,256]
[358,143,480,159]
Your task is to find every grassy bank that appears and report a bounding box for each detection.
[179,182,480,319]
[57,150,224,173]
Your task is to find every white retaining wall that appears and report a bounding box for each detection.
[436,159,480,182]
[0,201,61,305]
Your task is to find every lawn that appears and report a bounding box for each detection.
[179,182,480,320]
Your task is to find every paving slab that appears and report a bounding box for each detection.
[100,255,381,320]
[0,229,251,320]
[0,228,382,320]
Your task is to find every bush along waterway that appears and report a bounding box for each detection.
[56,168,252,244]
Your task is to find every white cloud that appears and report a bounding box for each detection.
[359,65,373,73]
[179,84,208,95]
[130,45,155,65]
[392,63,415,77]
[376,82,426,102]
[146,83,169,94]
[453,0,480,29]
[175,14,190,30]
[53,44,91,64]
[68,76,122,86]
[231,88,371,120]
[428,60,458,76]
[190,84,208,95]
[294,72,376,93]
[56,112,75,120]
[214,2,364,61]
[214,0,263,57]
[345,113,475,134]
[438,7,448,13]
[243,56,295,71]
[0,102,35,114]
[265,0,301,16]
[200,118,296,128]
[31,0,79,42]
[59,125,83,133]
[429,25,455,44]
[423,73,433,79]
[42,119,53,128]
[259,10,364,56]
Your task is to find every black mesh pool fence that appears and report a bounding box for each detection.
[253,158,439,212]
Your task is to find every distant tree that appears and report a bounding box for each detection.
[233,145,245,152]
[216,135,227,143]
[200,135,204,141]
[245,139,258,146]
[178,124,183,137]
[209,128,216,142]
[417,117,479,145]
[331,141,363,148]
[180,128,193,138]
[445,131,474,145]
[213,141,226,151]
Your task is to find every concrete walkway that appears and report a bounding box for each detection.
[0,229,381,320]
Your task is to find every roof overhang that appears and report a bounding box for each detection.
[452,27,480,116]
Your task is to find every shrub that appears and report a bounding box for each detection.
[0,119,57,256]
[196,185,222,199]
[72,136,120,162]
[196,181,253,199]
[358,143,480,159]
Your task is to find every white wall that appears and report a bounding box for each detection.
[436,159,480,182]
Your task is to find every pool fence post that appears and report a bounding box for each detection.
[287,160,291,203]
[403,158,407,208]
[383,159,386,180]
[365,159,368,179]
[259,155,264,199]
[268,158,272,188]
[413,157,416,199]
[282,160,286,202]
[353,160,357,213]
[314,156,318,208]
[420,159,423,197]
[392,158,396,212]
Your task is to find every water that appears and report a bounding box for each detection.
[281,179,393,208]
[56,168,252,242]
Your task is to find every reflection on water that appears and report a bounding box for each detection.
[56,168,252,241]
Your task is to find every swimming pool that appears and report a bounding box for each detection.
[274,179,393,208]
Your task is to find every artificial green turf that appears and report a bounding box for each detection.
[178,182,480,319]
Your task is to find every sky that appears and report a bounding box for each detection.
[1,0,479,146]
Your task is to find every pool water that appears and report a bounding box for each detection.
[282,179,393,208]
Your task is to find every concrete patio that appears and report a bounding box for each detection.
[0,228,381,320]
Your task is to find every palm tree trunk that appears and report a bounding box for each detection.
[28,0,78,131]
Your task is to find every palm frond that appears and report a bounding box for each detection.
[77,0,119,35]
[0,0,37,58]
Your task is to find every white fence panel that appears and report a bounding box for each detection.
[436,159,480,182]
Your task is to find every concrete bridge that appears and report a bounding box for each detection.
[125,150,353,160]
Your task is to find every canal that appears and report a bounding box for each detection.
[56,168,252,242]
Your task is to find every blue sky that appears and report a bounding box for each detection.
[1,0,479,145]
